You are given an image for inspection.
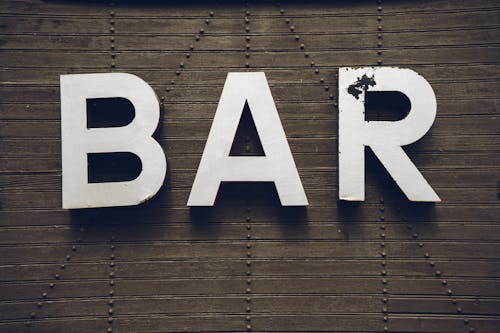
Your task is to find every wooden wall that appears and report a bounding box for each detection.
[0,0,499,332]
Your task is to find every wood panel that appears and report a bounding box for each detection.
[0,1,499,332]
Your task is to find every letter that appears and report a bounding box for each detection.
[188,72,308,206]
[60,73,166,209]
[338,67,440,202]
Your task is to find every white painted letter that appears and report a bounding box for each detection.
[61,73,166,209]
[188,72,308,206]
[339,67,440,202]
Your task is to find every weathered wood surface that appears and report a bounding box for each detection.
[0,0,499,332]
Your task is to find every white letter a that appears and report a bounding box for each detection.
[188,72,308,206]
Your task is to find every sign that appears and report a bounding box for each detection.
[60,68,440,209]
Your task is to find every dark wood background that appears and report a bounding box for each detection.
[0,0,499,332]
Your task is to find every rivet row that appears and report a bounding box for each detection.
[401,217,474,331]
[277,5,338,110]
[160,11,215,103]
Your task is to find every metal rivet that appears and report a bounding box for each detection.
[442,280,447,285]
[324,86,329,91]
[245,26,250,32]
[412,233,418,238]
[246,288,251,293]
[381,251,386,257]
[176,71,180,76]
[108,317,113,324]
[290,26,295,31]
[382,288,387,293]
[383,315,388,322]
[285,18,290,24]
[381,260,386,266]
[199,28,204,34]
[110,280,115,286]
[49,283,54,288]
[245,52,250,58]
[464,319,469,325]
[246,307,251,312]
[378,6,382,11]
[380,242,385,247]
[205,19,210,25]
[246,36,251,41]
[195,35,200,41]
[430,261,435,267]
[469,328,475,333]
[452,299,457,304]
[110,254,115,260]
[190,44,194,50]
[300,43,305,49]
[60,264,65,269]
[109,290,114,296]
[25,321,31,327]
[246,260,251,266]
[185,53,191,58]
[109,300,114,306]
[381,270,387,276]
[295,35,300,41]
[419,243,424,247]
[42,292,47,298]
[377,16,382,21]
[246,243,251,249]
[447,289,452,295]
[72,245,77,251]
[380,233,385,238]
[380,216,385,221]
[246,10,250,15]
[109,272,115,278]
[435,270,441,276]
[315,68,319,74]
[280,9,284,14]
[171,80,175,85]
[378,25,382,31]
[382,278,387,284]
[111,62,115,68]
[457,307,462,313]
[329,94,334,100]
[424,253,429,258]
[37,302,43,308]
[180,62,184,68]
[107,327,113,333]
[209,11,214,17]
[30,312,36,319]
[110,11,115,16]
[55,274,60,280]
